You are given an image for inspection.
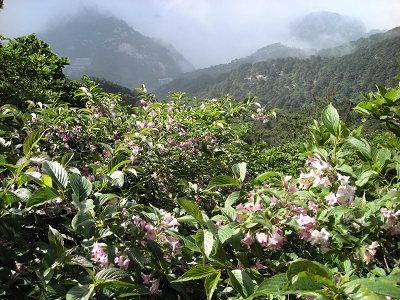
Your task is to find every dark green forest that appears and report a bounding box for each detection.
[156,28,400,111]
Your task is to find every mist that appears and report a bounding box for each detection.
[1,0,399,69]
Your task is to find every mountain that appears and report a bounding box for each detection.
[288,11,381,49]
[155,33,400,111]
[159,11,388,88]
[317,26,400,57]
[38,9,195,90]
[178,43,317,81]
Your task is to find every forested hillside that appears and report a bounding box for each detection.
[155,31,400,110]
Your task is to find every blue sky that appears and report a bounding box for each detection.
[1,0,399,68]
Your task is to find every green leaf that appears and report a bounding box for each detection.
[207,175,239,190]
[251,171,280,185]
[109,170,124,187]
[69,255,94,268]
[23,129,44,156]
[249,273,288,299]
[287,260,334,284]
[30,152,50,163]
[344,284,381,300]
[173,265,217,282]
[221,205,237,222]
[66,285,94,300]
[71,214,95,230]
[4,191,21,204]
[26,187,60,209]
[177,198,206,226]
[196,229,214,257]
[95,267,129,281]
[43,161,68,189]
[355,170,378,187]
[146,239,166,268]
[217,225,234,244]
[346,137,371,161]
[343,274,400,298]
[94,193,118,207]
[387,137,400,151]
[70,173,92,202]
[61,152,75,167]
[225,191,246,207]
[205,271,221,300]
[108,155,130,173]
[322,104,340,137]
[228,269,254,298]
[232,162,246,182]
[48,225,64,258]
[295,272,336,290]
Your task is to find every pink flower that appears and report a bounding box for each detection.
[297,214,315,228]
[144,224,156,240]
[141,272,151,285]
[114,255,130,269]
[241,232,254,249]
[308,201,318,212]
[149,278,160,294]
[92,242,109,267]
[269,196,279,207]
[310,228,330,245]
[236,261,245,270]
[363,250,376,264]
[325,192,340,206]
[215,219,225,228]
[102,149,110,157]
[255,259,264,270]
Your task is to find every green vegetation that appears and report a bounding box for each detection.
[156,28,400,111]
[2,34,400,299]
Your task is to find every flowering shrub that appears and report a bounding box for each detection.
[2,35,400,299]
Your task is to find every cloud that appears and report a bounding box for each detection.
[1,0,399,68]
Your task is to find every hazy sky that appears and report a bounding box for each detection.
[1,0,400,68]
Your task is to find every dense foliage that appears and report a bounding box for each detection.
[2,35,400,300]
[0,34,69,110]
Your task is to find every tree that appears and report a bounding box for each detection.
[0,34,69,110]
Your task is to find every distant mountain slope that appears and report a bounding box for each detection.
[39,9,194,90]
[318,26,400,57]
[155,35,400,111]
[169,11,387,83]
[180,43,317,81]
[289,11,369,49]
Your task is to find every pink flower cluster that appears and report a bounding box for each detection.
[91,242,130,268]
[236,201,263,222]
[131,211,181,254]
[295,213,330,247]
[250,107,269,123]
[363,242,379,264]
[236,199,286,250]
[141,272,160,294]
[299,155,355,207]
[382,208,400,234]
[91,242,109,267]
[298,154,334,189]
[241,226,286,251]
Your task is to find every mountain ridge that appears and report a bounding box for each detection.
[154,31,400,111]
[38,9,195,90]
